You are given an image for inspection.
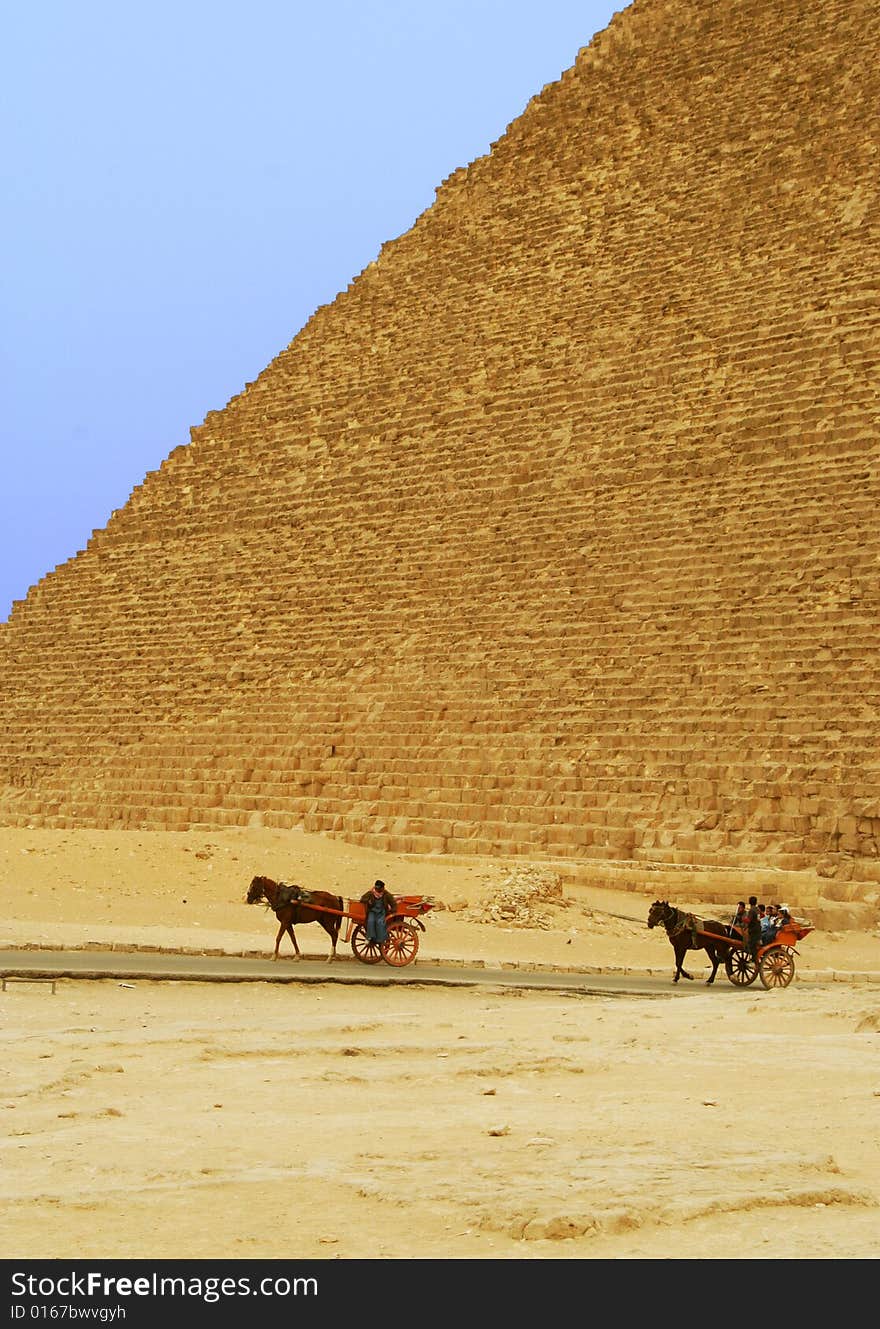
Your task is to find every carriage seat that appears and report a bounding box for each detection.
[394,895,435,916]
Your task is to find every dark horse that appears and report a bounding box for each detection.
[647,899,729,985]
[246,875,343,962]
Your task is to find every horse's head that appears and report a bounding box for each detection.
[647,900,669,929]
[246,875,271,904]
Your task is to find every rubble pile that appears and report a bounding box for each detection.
[467,866,564,930]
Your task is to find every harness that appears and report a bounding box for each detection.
[664,906,699,948]
[275,881,306,910]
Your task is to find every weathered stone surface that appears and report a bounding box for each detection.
[0,0,878,897]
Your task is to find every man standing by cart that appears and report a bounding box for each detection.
[360,880,397,945]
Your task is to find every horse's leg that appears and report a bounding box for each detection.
[706,944,720,985]
[675,941,693,981]
[274,912,300,960]
[325,920,339,962]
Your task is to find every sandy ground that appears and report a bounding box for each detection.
[1,824,878,1262]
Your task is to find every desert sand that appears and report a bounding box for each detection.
[1,824,878,1262]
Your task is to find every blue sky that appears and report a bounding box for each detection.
[1,1,619,621]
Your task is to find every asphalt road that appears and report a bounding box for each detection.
[0,948,745,998]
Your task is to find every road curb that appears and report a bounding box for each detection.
[1,941,876,985]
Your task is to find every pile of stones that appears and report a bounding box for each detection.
[466,865,564,930]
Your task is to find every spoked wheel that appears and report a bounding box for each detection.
[725,947,759,987]
[759,945,796,989]
[350,924,384,965]
[381,921,420,967]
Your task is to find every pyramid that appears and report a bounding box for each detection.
[2,0,878,903]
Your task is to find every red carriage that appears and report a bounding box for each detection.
[721,916,814,989]
[342,894,434,967]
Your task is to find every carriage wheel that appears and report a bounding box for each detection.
[350,925,384,965]
[759,945,796,989]
[725,948,758,987]
[381,921,420,967]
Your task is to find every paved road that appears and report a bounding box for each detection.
[0,948,743,998]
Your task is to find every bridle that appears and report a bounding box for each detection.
[648,901,670,927]
[649,902,684,937]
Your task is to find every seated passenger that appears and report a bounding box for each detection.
[760,908,778,943]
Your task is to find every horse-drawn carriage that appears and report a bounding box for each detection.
[246,875,434,968]
[343,894,434,967]
[647,900,813,989]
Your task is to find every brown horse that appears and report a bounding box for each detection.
[647,899,730,985]
[246,875,343,962]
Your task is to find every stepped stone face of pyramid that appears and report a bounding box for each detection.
[1,0,879,898]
